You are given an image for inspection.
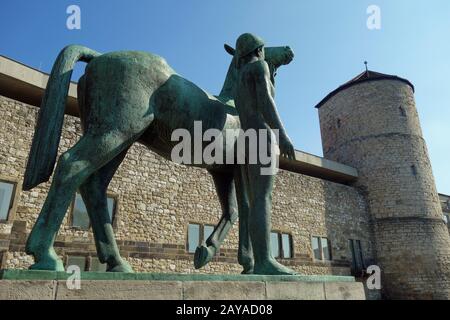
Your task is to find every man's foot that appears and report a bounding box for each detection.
[253,259,297,275]
[241,264,254,274]
[194,245,216,269]
[107,258,134,273]
[29,250,65,272]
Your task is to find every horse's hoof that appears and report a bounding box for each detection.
[194,245,214,269]
[29,257,65,272]
[107,259,134,273]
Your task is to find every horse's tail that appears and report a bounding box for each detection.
[23,45,100,191]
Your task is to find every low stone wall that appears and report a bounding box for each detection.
[0,279,366,300]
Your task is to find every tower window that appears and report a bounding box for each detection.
[312,236,332,261]
[399,106,407,117]
[410,165,417,176]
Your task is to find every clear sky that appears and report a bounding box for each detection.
[1,0,449,194]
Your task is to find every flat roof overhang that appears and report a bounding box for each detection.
[0,55,79,117]
[0,55,358,185]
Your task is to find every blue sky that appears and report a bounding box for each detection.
[1,0,449,194]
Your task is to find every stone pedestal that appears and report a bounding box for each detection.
[0,269,366,300]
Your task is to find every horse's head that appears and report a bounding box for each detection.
[219,43,294,99]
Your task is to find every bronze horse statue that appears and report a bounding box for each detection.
[23,42,294,273]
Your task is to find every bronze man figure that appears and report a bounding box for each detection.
[234,33,296,275]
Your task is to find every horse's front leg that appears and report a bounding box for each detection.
[194,169,238,269]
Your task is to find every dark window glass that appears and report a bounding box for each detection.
[0,181,15,221]
[66,256,86,271]
[356,240,364,269]
[90,257,107,272]
[270,232,280,258]
[312,237,321,260]
[281,233,292,258]
[349,239,357,271]
[188,223,200,253]
[349,239,364,275]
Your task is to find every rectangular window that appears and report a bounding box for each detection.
[187,223,200,253]
[203,225,214,242]
[0,180,15,221]
[321,237,331,261]
[281,233,292,258]
[312,236,321,260]
[187,223,217,253]
[270,232,280,258]
[66,256,86,271]
[90,257,107,272]
[349,239,365,275]
[270,232,293,259]
[72,192,116,230]
[312,236,332,261]
[72,193,90,230]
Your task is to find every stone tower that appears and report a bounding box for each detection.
[316,70,450,299]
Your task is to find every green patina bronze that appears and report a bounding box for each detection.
[22,33,296,275]
[0,269,356,282]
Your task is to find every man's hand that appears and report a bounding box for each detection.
[279,133,296,160]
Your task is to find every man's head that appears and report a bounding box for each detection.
[235,33,265,62]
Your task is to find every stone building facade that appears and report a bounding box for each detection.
[0,56,448,299]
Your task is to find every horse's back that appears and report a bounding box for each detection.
[86,51,176,92]
[80,51,173,133]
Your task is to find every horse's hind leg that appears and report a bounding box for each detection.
[78,149,132,272]
[194,170,238,269]
[26,131,139,271]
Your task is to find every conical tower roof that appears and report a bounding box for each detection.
[315,69,414,109]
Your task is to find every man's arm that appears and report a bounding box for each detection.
[252,61,286,135]
[251,61,295,160]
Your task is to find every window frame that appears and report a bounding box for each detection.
[0,176,20,224]
[271,230,294,259]
[311,236,332,262]
[69,191,119,231]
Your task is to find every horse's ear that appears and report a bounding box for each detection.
[224,44,235,56]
